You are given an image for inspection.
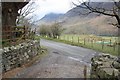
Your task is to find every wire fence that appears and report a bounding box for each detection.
[58,35,118,55]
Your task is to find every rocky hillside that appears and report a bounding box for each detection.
[37,2,117,36]
[38,13,64,24]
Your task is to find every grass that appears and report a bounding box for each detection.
[40,35,118,56]
[34,35,41,40]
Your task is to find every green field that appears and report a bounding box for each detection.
[41,34,118,56]
[60,34,117,43]
[59,34,118,56]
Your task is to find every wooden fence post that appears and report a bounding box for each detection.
[102,39,104,50]
[72,36,73,43]
[110,39,112,45]
[84,38,85,45]
[113,42,116,51]
[91,39,93,48]
[84,65,87,80]
[78,37,79,44]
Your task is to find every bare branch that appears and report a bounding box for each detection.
[83,2,115,16]
[17,1,37,26]
[72,0,120,28]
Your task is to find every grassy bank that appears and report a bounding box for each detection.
[40,35,118,56]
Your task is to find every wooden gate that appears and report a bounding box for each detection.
[2,26,28,47]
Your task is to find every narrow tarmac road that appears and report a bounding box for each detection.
[14,39,101,78]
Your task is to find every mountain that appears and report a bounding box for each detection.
[37,2,117,36]
[38,13,64,24]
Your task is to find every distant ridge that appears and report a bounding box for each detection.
[37,2,117,36]
[38,13,64,24]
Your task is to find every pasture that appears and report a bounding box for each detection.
[59,34,118,56]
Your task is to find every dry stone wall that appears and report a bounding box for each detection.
[91,53,120,80]
[1,40,40,73]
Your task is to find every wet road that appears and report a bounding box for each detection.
[14,39,101,78]
[40,39,101,65]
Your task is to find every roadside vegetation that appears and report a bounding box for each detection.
[39,34,118,56]
[39,23,64,39]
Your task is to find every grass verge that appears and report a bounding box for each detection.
[41,36,118,56]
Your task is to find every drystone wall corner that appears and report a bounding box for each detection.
[91,53,120,80]
[1,40,41,73]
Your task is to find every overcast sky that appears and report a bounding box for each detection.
[29,0,78,20]
[24,0,119,21]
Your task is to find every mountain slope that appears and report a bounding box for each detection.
[37,2,117,36]
[38,13,64,24]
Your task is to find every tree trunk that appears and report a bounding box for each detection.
[2,2,28,27]
[2,3,19,27]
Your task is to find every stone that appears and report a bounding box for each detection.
[26,55,29,59]
[112,61,120,69]
[102,54,111,58]
[98,57,104,61]
[2,40,40,72]
[91,54,120,79]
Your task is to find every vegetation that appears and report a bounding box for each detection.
[74,1,120,28]
[73,0,120,60]
[40,34,118,56]
[39,23,63,39]
[39,25,50,36]
[17,2,38,26]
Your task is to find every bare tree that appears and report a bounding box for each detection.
[73,0,120,27]
[39,25,51,37]
[73,0,120,61]
[17,2,37,26]
[50,23,62,38]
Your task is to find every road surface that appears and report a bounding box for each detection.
[13,39,101,78]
